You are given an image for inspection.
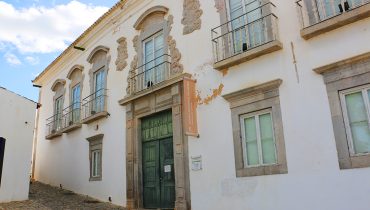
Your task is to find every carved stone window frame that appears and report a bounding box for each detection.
[134,6,170,74]
[314,52,370,169]
[127,6,184,95]
[87,46,110,94]
[223,79,288,177]
[86,134,103,181]
[51,79,66,117]
[67,65,84,108]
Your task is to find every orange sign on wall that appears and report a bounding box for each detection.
[183,78,198,137]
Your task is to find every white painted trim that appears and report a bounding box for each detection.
[340,84,370,156]
[240,108,278,168]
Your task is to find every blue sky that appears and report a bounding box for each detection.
[0,0,118,101]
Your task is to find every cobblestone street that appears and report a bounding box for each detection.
[0,182,125,210]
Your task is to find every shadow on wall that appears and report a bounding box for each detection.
[0,137,5,187]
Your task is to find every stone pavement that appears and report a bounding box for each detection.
[0,182,125,210]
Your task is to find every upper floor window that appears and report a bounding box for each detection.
[143,32,165,88]
[128,6,174,94]
[340,85,370,156]
[212,0,281,70]
[71,84,81,123]
[297,0,370,39]
[93,68,106,114]
[228,0,266,51]
[54,95,63,131]
[66,65,84,129]
[46,79,66,139]
[82,46,110,123]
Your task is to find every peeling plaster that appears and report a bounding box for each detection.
[197,84,224,105]
[193,60,226,105]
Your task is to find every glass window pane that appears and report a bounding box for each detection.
[244,117,259,166]
[259,113,276,164]
[97,151,101,176]
[345,92,370,154]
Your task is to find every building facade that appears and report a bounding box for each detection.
[33,0,370,209]
[0,87,36,202]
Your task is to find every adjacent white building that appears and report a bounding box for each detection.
[32,0,370,209]
[0,87,36,203]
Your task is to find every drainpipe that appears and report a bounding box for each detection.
[31,86,42,182]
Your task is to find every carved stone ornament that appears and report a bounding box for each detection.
[167,36,184,75]
[182,0,203,35]
[127,35,139,94]
[167,15,184,75]
[115,37,128,71]
[214,0,225,13]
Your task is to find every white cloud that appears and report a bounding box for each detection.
[0,1,109,53]
[25,56,39,65]
[4,52,22,65]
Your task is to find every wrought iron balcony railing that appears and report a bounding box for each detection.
[46,113,63,137]
[297,0,370,28]
[211,1,279,64]
[61,102,81,129]
[129,54,171,94]
[81,89,108,120]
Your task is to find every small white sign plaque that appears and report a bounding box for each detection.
[191,156,202,171]
[164,165,171,173]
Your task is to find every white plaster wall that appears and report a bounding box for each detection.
[0,88,36,202]
[34,0,370,209]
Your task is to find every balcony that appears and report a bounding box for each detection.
[45,114,63,140]
[60,103,82,133]
[81,89,108,124]
[127,54,171,94]
[212,1,282,70]
[297,0,370,39]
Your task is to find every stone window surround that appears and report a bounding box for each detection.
[61,65,85,133]
[121,73,192,210]
[87,46,110,94]
[82,46,111,124]
[223,79,288,177]
[67,65,85,103]
[300,2,370,40]
[127,5,184,96]
[135,6,170,76]
[314,52,370,169]
[86,134,103,181]
[46,79,66,139]
[213,0,283,70]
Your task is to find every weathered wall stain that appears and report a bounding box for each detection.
[196,84,224,105]
[193,60,226,105]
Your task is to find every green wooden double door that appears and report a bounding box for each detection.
[142,111,175,209]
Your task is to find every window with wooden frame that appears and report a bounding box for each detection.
[240,109,277,168]
[340,85,370,156]
[223,79,287,177]
[87,134,103,181]
[314,52,370,169]
[142,31,165,88]
[91,149,102,178]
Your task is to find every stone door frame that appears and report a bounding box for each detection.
[123,75,191,210]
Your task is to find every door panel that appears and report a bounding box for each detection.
[142,111,175,209]
[143,141,161,208]
[0,137,5,187]
[160,138,175,208]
